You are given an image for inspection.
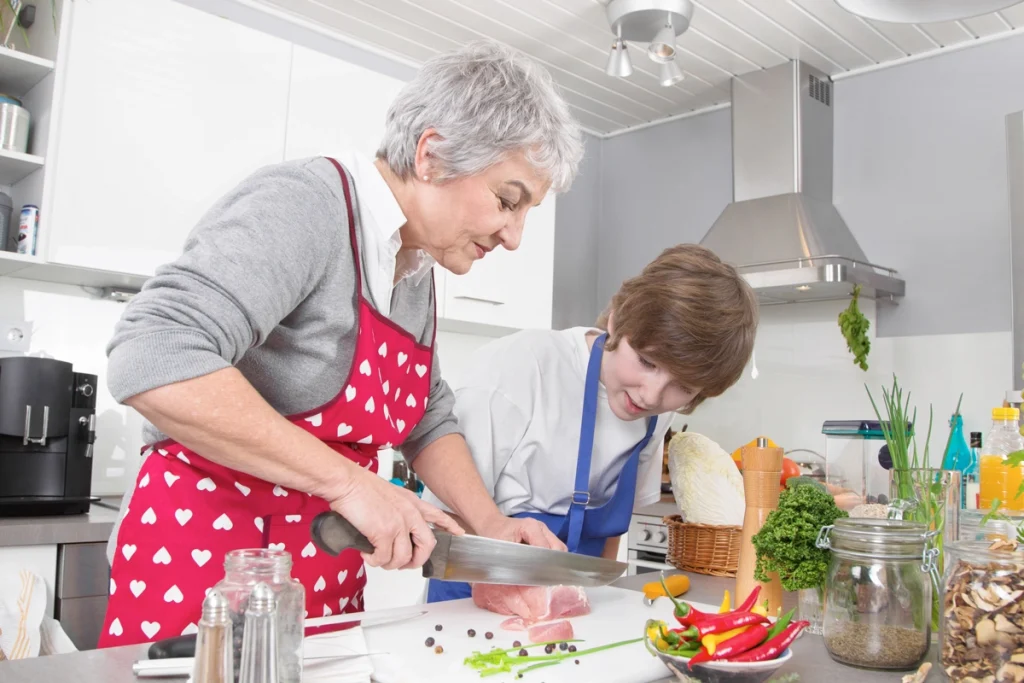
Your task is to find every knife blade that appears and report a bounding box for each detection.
[147,604,426,660]
[309,511,627,588]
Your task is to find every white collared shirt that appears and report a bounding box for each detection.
[333,151,435,316]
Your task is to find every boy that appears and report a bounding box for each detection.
[425,244,758,601]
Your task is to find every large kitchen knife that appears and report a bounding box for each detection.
[310,511,627,587]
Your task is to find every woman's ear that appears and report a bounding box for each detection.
[414,129,443,181]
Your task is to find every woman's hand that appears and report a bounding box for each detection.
[475,515,567,551]
[328,464,464,571]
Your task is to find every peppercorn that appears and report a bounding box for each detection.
[518,648,528,657]
[467,629,476,637]
[568,645,577,653]
[434,645,443,654]
[485,632,494,640]
[424,637,434,647]
[559,642,568,651]
[434,624,442,632]
[574,659,580,665]
[544,644,555,654]
[512,640,521,648]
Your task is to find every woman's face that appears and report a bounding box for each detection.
[405,142,552,275]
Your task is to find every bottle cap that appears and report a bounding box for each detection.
[201,588,230,625]
[993,407,1020,421]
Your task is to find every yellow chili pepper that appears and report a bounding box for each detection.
[752,602,769,618]
[702,625,750,656]
[718,590,731,614]
[655,637,670,652]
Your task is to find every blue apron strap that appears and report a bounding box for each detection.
[566,333,606,553]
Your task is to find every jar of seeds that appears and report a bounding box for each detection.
[941,539,1024,682]
[816,518,934,670]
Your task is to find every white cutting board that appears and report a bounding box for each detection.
[364,586,716,683]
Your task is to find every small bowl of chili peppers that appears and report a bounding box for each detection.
[643,581,805,683]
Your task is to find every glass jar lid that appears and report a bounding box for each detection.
[818,518,932,558]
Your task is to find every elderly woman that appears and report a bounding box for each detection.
[98,40,581,647]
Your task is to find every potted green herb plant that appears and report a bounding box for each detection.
[752,482,849,635]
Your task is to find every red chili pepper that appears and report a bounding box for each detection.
[709,624,769,661]
[676,612,768,640]
[735,585,762,614]
[725,620,808,663]
[686,646,712,669]
[673,602,715,626]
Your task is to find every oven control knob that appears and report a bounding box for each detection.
[77,382,95,398]
[642,528,652,542]
[657,530,667,544]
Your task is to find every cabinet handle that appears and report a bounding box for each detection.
[454,296,505,306]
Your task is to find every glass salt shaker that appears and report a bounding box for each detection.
[193,589,233,683]
[213,549,304,683]
[239,582,278,683]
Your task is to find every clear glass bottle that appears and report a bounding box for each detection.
[193,588,233,683]
[817,518,934,671]
[979,407,1024,512]
[941,541,1024,682]
[238,582,278,683]
[213,549,304,683]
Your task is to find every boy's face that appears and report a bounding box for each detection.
[601,335,699,421]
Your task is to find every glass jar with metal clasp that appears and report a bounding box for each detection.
[815,518,936,671]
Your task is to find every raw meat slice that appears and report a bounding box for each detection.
[472,584,590,624]
[500,617,527,631]
[528,620,574,644]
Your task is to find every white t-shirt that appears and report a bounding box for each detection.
[426,327,671,517]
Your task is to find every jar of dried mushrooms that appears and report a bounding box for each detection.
[818,518,934,670]
[942,539,1024,682]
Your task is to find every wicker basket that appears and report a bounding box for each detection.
[663,515,742,577]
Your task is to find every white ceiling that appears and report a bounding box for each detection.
[254,0,1024,136]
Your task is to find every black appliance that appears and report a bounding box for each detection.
[0,356,98,516]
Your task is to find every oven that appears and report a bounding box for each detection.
[626,513,675,576]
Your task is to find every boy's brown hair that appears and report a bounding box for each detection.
[597,244,758,414]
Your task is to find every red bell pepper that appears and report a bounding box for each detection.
[687,624,769,669]
[725,620,809,663]
[735,585,762,614]
[674,612,768,640]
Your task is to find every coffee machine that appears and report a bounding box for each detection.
[0,356,98,516]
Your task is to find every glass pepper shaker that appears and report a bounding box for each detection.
[238,582,278,683]
[193,589,233,683]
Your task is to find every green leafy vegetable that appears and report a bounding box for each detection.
[464,637,640,678]
[752,484,848,591]
[839,285,870,371]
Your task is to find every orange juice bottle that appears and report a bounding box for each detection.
[979,407,1024,511]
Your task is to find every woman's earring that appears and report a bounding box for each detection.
[422,175,429,181]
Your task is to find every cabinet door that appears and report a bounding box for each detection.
[284,45,406,161]
[442,196,556,330]
[46,0,291,277]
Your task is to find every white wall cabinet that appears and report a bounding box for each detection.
[45,0,291,277]
[284,45,405,162]
[439,197,556,331]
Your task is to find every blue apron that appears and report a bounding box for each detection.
[426,333,656,603]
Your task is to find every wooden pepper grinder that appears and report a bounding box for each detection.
[736,437,784,615]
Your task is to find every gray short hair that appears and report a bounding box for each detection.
[377,41,583,192]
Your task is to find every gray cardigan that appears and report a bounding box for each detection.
[106,156,460,460]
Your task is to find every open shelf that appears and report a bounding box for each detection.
[0,47,55,97]
[0,149,44,185]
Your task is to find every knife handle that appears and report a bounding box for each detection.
[310,511,437,578]
[310,511,376,556]
[148,633,196,659]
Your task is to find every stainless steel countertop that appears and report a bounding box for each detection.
[633,497,679,520]
[0,569,939,682]
[0,497,122,547]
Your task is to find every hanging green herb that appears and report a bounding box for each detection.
[839,285,870,371]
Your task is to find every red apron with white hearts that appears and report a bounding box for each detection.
[99,158,435,647]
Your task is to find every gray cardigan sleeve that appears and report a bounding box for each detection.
[105,162,340,402]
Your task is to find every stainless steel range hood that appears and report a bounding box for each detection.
[700,61,905,305]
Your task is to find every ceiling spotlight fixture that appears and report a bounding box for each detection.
[648,16,677,63]
[604,0,694,86]
[605,26,633,77]
[659,59,684,86]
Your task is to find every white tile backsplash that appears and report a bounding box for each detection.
[682,299,1013,463]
